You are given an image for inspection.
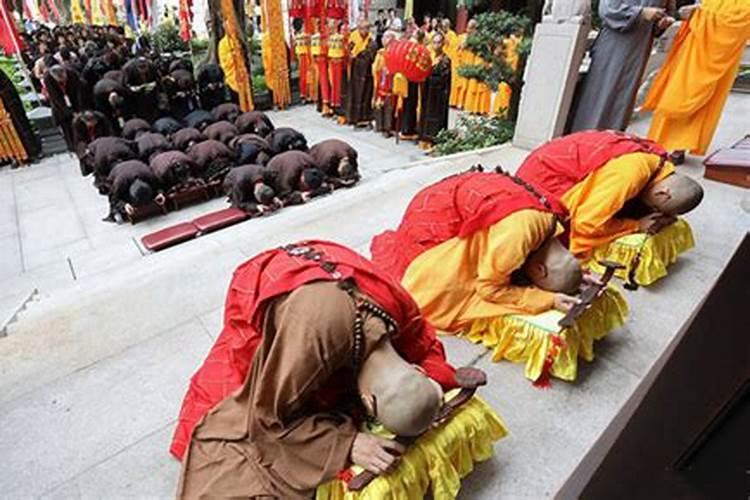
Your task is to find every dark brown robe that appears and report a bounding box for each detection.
[107,159,161,216]
[345,39,378,125]
[222,164,274,213]
[178,281,388,499]
[235,110,274,137]
[204,120,239,144]
[266,150,321,202]
[187,139,236,181]
[149,150,197,191]
[44,65,81,151]
[399,81,420,137]
[418,54,451,143]
[309,139,359,179]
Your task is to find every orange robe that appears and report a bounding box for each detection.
[449,33,469,108]
[561,152,675,258]
[402,210,557,333]
[643,0,750,155]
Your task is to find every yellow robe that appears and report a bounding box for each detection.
[561,152,675,258]
[449,34,469,108]
[402,209,557,333]
[644,0,750,155]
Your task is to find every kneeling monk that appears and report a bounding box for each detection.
[516,130,704,260]
[371,171,582,335]
[172,241,496,498]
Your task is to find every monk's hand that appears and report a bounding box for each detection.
[641,7,665,22]
[351,433,405,475]
[154,193,166,205]
[657,16,675,30]
[554,293,581,313]
[639,213,677,234]
[124,203,135,216]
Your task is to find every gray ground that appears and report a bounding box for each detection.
[0,94,748,498]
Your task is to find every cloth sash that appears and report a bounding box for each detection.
[170,240,458,459]
[370,172,565,282]
[516,130,668,199]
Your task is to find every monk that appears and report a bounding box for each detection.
[72,110,113,174]
[222,164,279,214]
[187,139,237,181]
[266,150,329,205]
[309,138,360,186]
[92,78,130,133]
[106,159,165,222]
[294,30,313,103]
[135,132,170,161]
[164,69,199,120]
[45,64,81,152]
[184,109,216,131]
[197,63,230,110]
[346,19,378,127]
[121,118,151,140]
[149,150,198,192]
[372,30,397,136]
[152,117,183,137]
[371,171,583,334]
[327,20,348,115]
[267,126,308,155]
[86,136,138,194]
[311,30,332,116]
[204,120,239,145]
[231,133,272,165]
[172,241,459,498]
[212,103,241,123]
[643,0,750,160]
[418,33,451,151]
[516,130,704,258]
[172,127,206,151]
[235,110,274,137]
[449,19,473,109]
[122,57,161,123]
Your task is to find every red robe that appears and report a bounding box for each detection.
[516,130,668,200]
[370,172,566,282]
[170,240,457,459]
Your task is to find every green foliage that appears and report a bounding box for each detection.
[190,38,210,53]
[151,19,189,53]
[252,74,268,94]
[458,11,531,89]
[433,115,515,156]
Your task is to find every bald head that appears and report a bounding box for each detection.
[358,338,443,436]
[523,236,582,294]
[640,173,703,216]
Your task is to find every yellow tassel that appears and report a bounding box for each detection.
[587,218,695,286]
[316,396,507,500]
[460,287,629,383]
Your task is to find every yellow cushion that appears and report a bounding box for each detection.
[460,286,628,383]
[316,395,507,500]
[587,218,695,286]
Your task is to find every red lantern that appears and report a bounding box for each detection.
[385,40,432,83]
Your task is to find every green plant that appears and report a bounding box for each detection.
[252,73,268,94]
[433,115,515,156]
[190,38,210,52]
[151,19,189,53]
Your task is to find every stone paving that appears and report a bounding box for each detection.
[0,94,748,498]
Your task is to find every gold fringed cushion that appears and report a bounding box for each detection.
[587,218,695,286]
[315,395,507,500]
[460,287,628,384]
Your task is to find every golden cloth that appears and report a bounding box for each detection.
[218,0,254,112]
[316,395,507,500]
[587,218,695,286]
[461,287,628,383]
[643,0,750,155]
[561,152,675,258]
[260,0,291,109]
[0,100,28,164]
[449,34,469,108]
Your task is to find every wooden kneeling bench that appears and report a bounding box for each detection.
[703,135,750,188]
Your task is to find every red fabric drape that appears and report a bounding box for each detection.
[0,0,24,55]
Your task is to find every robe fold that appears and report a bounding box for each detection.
[516,130,674,257]
[171,240,459,465]
[370,172,566,332]
[643,0,750,155]
[570,0,666,132]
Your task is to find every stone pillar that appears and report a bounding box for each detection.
[512,16,590,150]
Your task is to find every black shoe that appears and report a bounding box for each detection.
[670,150,686,165]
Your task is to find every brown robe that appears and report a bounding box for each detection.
[178,281,388,499]
[418,55,451,143]
[345,40,378,125]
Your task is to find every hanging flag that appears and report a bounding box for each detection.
[47,0,62,23]
[70,0,84,23]
[104,0,117,24]
[83,0,93,23]
[178,0,192,42]
[218,0,253,111]
[0,0,24,55]
[124,0,138,31]
[260,0,291,108]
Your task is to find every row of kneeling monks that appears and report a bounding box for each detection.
[77,105,360,222]
[170,129,705,499]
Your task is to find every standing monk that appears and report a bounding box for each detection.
[327,20,348,116]
[516,130,703,258]
[450,19,474,109]
[311,29,332,116]
[372,30,397,136]
[346,19,378,127]
[294,30,313,103]
[569,0,673,132]
[418,33,452,151]
[172,241,466,498]
[643,0,750,161]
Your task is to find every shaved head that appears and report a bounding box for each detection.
[358,338,443,436]
[523,236,582,294]
[640,173,704,216]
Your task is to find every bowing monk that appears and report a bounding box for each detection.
[172,127,206,151]
[72,110,113,174]
[267,150,328,205]
[204,120,239,144]
[235,110,275,137]
[371,171,583,334]
[149,150,198,192]
[267,127,308,155]
[187,139,237,181]
[516,130,704,258]
[106,159,165,222]
[121,118,151,140]
[172,241,459,498]
[643,0,750,161]
[222,164,279,214]
[87,136,138,194]
[308,138,360,186]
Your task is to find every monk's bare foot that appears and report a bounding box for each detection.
[670,150,686,165]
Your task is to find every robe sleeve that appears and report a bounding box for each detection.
[474,211,556,314]
[599,0,644,32]
[566,153,654,256]
[251,284,359,487]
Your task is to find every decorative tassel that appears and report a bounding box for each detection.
[533,335,563,389]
